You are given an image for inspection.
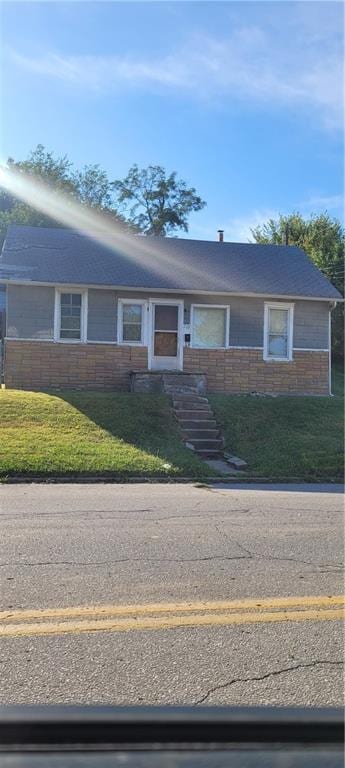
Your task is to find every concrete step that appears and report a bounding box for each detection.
[173,400,212,411]
[194,448,223,457]
[172,393,209,403]
[178,419,218,430]
[186,438,224,451]
[175,409,215,420]
[181,429,220,440]
[164,384,199,392]
[163,374,202,383]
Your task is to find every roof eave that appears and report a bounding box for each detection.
[0,277,341,302]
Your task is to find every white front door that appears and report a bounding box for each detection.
[149,300,183,371]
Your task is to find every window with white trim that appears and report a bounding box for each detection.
[118,300,145,345]
[191,305,229,349]
[59,292,84,341]
[264,303,294,361]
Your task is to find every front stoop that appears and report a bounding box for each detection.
[162,377,223,457]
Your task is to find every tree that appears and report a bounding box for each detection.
[0,145,126,245]
[71,164,115,209]
[251,212,344,360]
[113,164,206,236]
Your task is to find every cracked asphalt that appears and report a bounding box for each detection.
[0,482,344,706]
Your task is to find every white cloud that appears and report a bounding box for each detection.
[299,194,344,212]
[9,11,343,131]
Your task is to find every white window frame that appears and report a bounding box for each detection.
[190,304,230,350]
[117,298,147,346]
[54,288,88,343]
[263,302,294,362]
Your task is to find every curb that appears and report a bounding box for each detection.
[0,475,342,485]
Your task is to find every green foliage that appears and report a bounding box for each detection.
[0,144,126,245]
[0,148,206,243]
[251,212,344,359]
[113,164,206,235]
[71,164,115,209]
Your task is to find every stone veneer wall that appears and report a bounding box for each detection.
[4,341,148,390]
[4,341,329,395]
[184,348,329,395]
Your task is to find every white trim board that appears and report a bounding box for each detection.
[294,347,329,352]
[0,279,340,303]
[5,337,54,343]
[4,338,330,353]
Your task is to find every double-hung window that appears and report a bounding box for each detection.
[118,300,146,345]
[191,305,230,349]
[264,302,294,361]
[56,291,87,342]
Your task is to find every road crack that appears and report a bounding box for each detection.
[0,555,250,568]
[194,660,344,705]
[213,523,343,569]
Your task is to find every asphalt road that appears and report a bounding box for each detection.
[0,482,344,707]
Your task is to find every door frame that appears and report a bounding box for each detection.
[148,298,184,371]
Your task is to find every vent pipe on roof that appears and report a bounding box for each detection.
[217,229,224,242]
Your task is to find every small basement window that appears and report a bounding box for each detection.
[264,303,294,361]
[191,305,229,349]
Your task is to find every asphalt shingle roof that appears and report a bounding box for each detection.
[0,224,341,299]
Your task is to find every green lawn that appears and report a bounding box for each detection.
[209,364,344,481]
[0,390,211,479]
[0,365,343,481]
[332,361,344,397]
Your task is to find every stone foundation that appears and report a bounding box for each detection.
[4,341,329,395]
[4,341,148,390]
[184,347,329,395]
[130,371,207,395]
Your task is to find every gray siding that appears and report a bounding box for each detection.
[7,285,55,339]
[228,297,264,346]
[294,300,329,349]
[87,289,117,342]
[5,284,330,350]
[178,294,329,349]
[82,290,331,350]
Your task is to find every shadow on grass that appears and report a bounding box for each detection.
[55,390,210,478]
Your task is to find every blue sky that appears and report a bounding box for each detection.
[1,1,343,241]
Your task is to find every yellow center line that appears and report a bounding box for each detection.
[0,607,343,638]
[0,595,344,638]
[1,594,344,623]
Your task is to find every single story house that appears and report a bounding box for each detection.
[0,224,341,395]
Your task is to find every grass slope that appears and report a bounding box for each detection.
[1,365,343,481]
[0,390,210,478]
[210,365,344,480]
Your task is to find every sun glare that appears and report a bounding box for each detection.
[0,164,213,289]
